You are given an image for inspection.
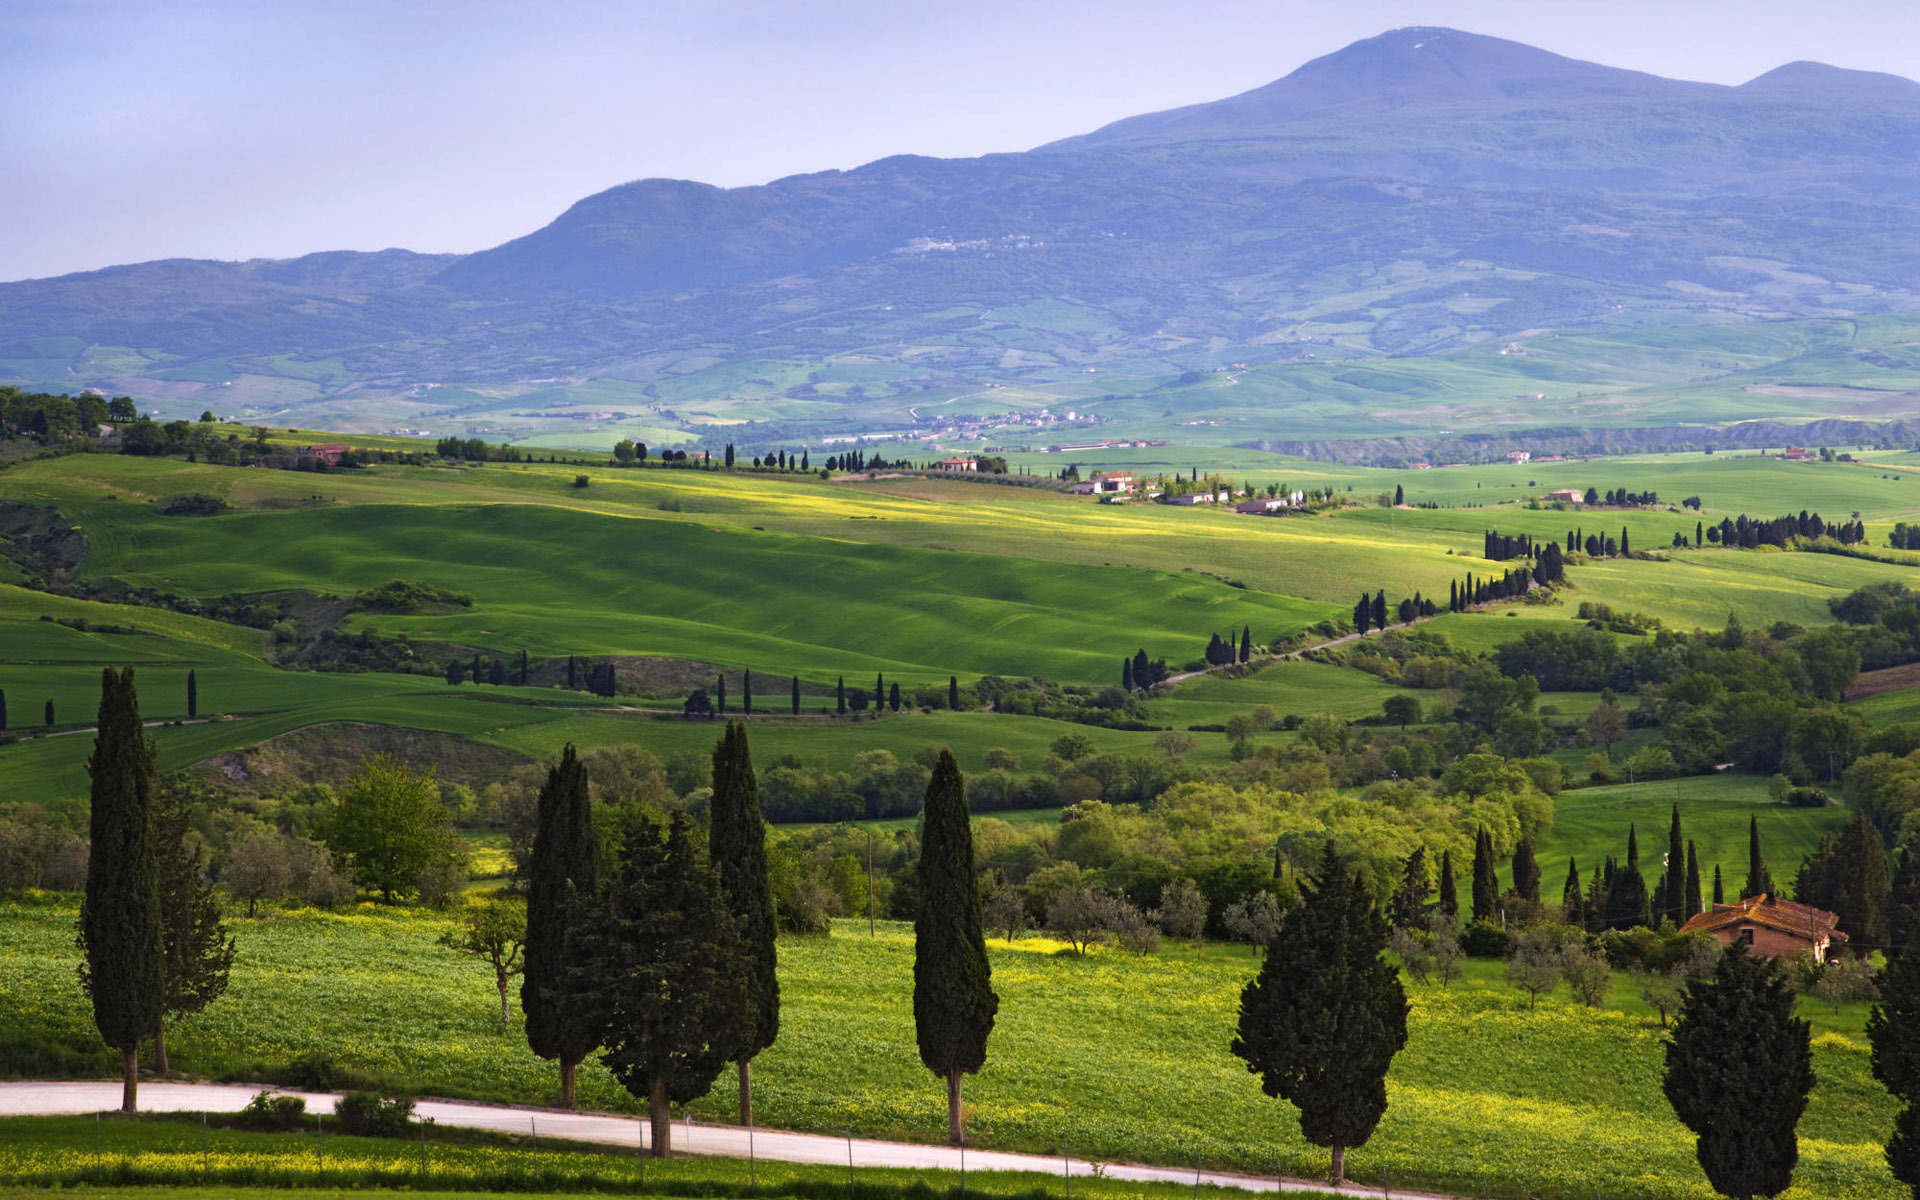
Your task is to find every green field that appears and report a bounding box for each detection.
[0,899,1898,1200]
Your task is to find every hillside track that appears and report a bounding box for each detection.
[0,1080,1459,1200]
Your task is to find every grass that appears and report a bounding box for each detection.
[1537,774,1854,898]
[0,898,1900,1200]
[0,1113,1313,1200]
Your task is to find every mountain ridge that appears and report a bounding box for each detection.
[5,27,1920,446]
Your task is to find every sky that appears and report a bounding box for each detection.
[3,0,1918,283]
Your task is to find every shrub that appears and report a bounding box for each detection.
[1460,917,1513,958]
[235,1090,307,1131]
[334,1091,415,1138]
[160,492,227,516]
[349,579,474,613]
[1785,786,1832,808]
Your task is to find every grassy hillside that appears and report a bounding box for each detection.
[0,899,1897,1199]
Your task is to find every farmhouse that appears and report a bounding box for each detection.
[1071,471,1133,495]
[1236,498,1286,514]
[939,457,978,472]
[301,443,351,466]
[1167,489,1229,506]
[1506,450,1531,464]
[1679,894,1846,960]
[1545,488,1584,503]
[1781,446,1812,461]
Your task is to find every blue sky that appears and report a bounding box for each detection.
[3,0,1917,281]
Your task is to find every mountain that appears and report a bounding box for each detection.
[5,27,1920,445]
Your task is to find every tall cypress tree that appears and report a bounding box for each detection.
[519,650,529,686]
[889,682,902,712]
[1122,657,1135,691]
[1471,828,1498,923]
[1713,864,1725,906]
[1664,944,1813,1200]
[949,676,960,710]
[1563,858,1584,926]
[567,655,578,690]
[522,744,600,1107]
[708,723,779,1125]
[186,670,197,719]
[743,669,752,716]
[1511,837,1541,905]
[875,673,884,713]
[77,667,164,1113]
[590,813,745,1157]
[1240,626,1252,663]
[791,675,800,716]
[472,652,482,687]
[914,750,997,1146]
[1664,806,1687,926]
[1372,590,1387,629]
[1685,841,1704,920]
[152,785,234,1073]
[1,687,7,732]
[1232,841,1409,1184]
[1869,938,1920,1193]
[1745,816,1776,899]
[836,677,846,715]
[1437,849,1458,916]
[716,673,726,714]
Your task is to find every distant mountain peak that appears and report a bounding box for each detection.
[1741,59,1920,101]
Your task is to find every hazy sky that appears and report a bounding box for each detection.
[4,0,1918,282]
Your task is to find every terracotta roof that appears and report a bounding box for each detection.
[1680,894,1847,943]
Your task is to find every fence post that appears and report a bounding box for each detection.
[532,1116,537,1150]
[846,1127,854,1194]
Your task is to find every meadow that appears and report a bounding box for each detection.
[0,897,1899,1200]
[6,444,1920,810]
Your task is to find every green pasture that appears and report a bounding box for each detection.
[1537,774,1853,902]
[0,899,1898,1199]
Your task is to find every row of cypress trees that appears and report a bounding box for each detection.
[520,722,997,1150]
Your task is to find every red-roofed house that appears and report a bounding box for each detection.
[939,457,978,472]
[303,444,351,466]
[1679,894,1846,960]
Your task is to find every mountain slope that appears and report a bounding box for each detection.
[5,27,1920,444]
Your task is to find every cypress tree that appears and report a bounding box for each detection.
[519,650,529,686]
[1511,837,1540,905]
[709,723,778,1125]
[1232,841,1409,1185]
[1685,840,1703,920]
[1664,944,1813,1200]
[716,673,726,714]
[522,744,601,1107]
[1621,526,1630,556]
[836,677,846,715]
[152,785,234,1074]
[1354,594,1371,635]
[1373,590,1387,629]
[1471,828,1498,923]
[1390,847,1430,929]
[791,675,800,716]
[186,670,197,719]
[1713,864,1725,906]
[0,687,6,731]
[472,653,482,687]
[914,751,997,1146]
[77,667,164,1113]
[949,676,960,710]
[1240,626,1252,663]
[1437,849,1458,916]
[1665,805,1687,926]
[1869,937,1920,1192]
[1563,858,1584,926]
[742,669,752,715]
[46,699,54,727]
[875,673,884,713]
[1122,657,1134,691]
[1745,816,1776,899]
[591,812,746,1157]
[568,655,578,690]
[889,682,902,712]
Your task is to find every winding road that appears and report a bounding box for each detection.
[0,1080,1458,1200]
